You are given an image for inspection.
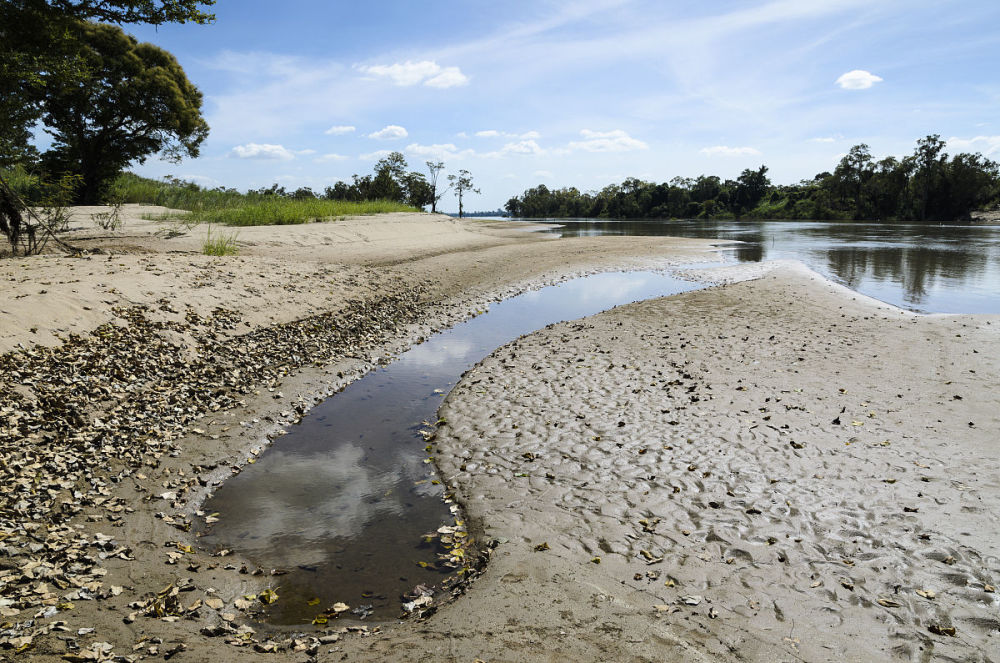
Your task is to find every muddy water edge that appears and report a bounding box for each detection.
[196,270,710,625]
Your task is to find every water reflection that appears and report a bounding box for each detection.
[528,219,1000,313]
[200,271,705,624]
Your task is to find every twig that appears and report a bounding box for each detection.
[0,173,84,254]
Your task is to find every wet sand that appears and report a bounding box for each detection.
[387,262,998,662]
[2,208,997,661]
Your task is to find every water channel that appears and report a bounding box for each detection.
[199,270,704,623]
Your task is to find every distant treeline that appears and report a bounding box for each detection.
[504,135,1000,223]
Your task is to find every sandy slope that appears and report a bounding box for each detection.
[2,208,997,661]
[380,263,998,663]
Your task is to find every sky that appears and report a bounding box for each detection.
[119,0,1000,212]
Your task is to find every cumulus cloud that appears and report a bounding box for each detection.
[404,143,474,160]
[315,153,349,162]
[475,129,542,140]
[836,70,883,90]
[569,129,648,152]
[368,125,408,140]
[699,145,762,157]
[483,140,545,158]
[324,125,355,135]
[947,135,1000,156]
[230,143,296,160]
[358,60,469,88]
[359,150,393,160]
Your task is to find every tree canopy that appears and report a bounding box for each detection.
[0,0,214,165]
[323,152,435,210]
[504,136,1000,223]
[37,22,209,203]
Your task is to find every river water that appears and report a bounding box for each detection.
[524,218,1000,314]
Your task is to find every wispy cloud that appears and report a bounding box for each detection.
[324,125,356,135]
[836,69,883,90]
[947,135,1000,156]
[358,60,469,88]
[368,125,409,140]
[315,153,349,162]
[700,145,762,157]
[405,143,475,160]
[359,150,393,160]
[808,137,837,143]
[231,143,296,160]
[475,130,541,139]
[484,139,546,158]
[569,129,648,152]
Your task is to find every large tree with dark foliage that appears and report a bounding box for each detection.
[0,0,214,165]
[38,22,209,204]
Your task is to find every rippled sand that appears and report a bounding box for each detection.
[399,263,1000,662]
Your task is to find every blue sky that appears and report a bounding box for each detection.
[122,0,1000,211]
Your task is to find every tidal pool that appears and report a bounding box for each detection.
[199,270,704,623]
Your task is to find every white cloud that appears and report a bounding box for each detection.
[947,135,1000,156]
[475,129,542,140]
[358,60,469,88]
[425,67,470,88]
[359,150,393,160]
[230,143,296,160]
[368,125,409,140]
[404,143,474,161]
[483,140,545,158]
[836,69,883,90]
[569,129,649,152]
[295,149,317,155]
[315,153,349,163]
[808,137,836,143]
[699,145,762,157]
[324,125,356,135]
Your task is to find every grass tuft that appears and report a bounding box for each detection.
[202,228,239,256]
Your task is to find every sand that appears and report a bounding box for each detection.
[2,207,997,662]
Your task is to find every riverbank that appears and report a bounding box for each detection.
[0,206,718,661]
[402,262,998,663]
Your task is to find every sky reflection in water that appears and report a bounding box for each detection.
[200,270,702,623]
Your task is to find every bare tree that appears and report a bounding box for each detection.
[426,161,449,213]
[447,169,480,218]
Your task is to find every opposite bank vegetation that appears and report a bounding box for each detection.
[503,135,1000,223]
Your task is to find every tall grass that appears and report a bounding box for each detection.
[109,172,418,226]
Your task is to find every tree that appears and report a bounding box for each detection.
[425,161,449,213]
[447,169,480,218]
[731,165,770,216]
[38,22,209,203]
[833,144,874,218]
[401,171,432,209]
[0,1,214,164]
